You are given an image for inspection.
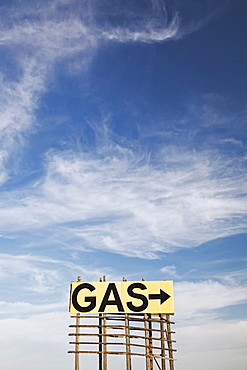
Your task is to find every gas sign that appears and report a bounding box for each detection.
[69,280,174,314]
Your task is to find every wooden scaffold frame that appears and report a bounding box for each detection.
[68,276,176,370]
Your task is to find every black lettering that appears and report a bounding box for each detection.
[99,283,124,312]
[72,283,96,313]
[127,282,148,312]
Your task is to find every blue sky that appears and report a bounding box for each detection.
[0,0,247,369]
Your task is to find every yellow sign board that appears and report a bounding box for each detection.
[69,281,174,314]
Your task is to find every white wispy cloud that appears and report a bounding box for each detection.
[213,267,247,285]
[0,3,98,182]
[0,1,245,259]
[0,312,72,370]
[0,0,227,188]
[176,319,247,370]
[0,253,62,295]
[0,0,183,184]
[0,300,67,315]
[160,265,180,278]
[101,13,180,43]
[0,253,104,299]
[0,58,47,182]
[0,18,97,61]
[175,280,247,320]
[0,141,246,257]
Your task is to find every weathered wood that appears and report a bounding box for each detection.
[70,315,175,324]
[99,277,103,370]
[144,313,151,370]
[148,314,153,370]
[69,341,176,352]
[160,314,167,370]
[123,277,132,370]
[68,332,176,343]
[102,276,107,370]
[166,314,175,370]
[125,315,132,370]
[142,278,150,370]
[69,324,174,334]
[68,350,176,361]
[75,276,81,370]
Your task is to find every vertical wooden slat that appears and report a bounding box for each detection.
[75,276,81,370]
[144,313,151,370]
[102,276,108,370]
[142,278,150,370]
[99,277,103,370]
[166,314,174,370]
[148,314,153,370]
[123,277,132,370]
[160,314,166,370]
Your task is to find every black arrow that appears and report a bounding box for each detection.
[149,289,171,304]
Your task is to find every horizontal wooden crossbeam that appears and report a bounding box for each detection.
[69,341,177,352]
[68,349,176,361]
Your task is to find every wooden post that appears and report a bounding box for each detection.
[99,277,103,370]
[160,314,166,370]
[142,278,150,370]
[148,314,153,370]
[102,276,107,370]
[166,315,174,370]
[75,276,81,370]
[144,313,151,370]
[123,277,132,370]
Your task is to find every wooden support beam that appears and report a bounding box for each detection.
[160,314,167,370]
[99,277,103,370]
[166,315,175,370]
[69,324,173,334]
[70,315,175,325]
[68,331,176,343]
[75,276,81,370]
[148,314,154,370]
[102,276,107,370]
[68,350,175,361]
[142,278,151,370]
[123,277,132,370]
[69,341,175,352]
